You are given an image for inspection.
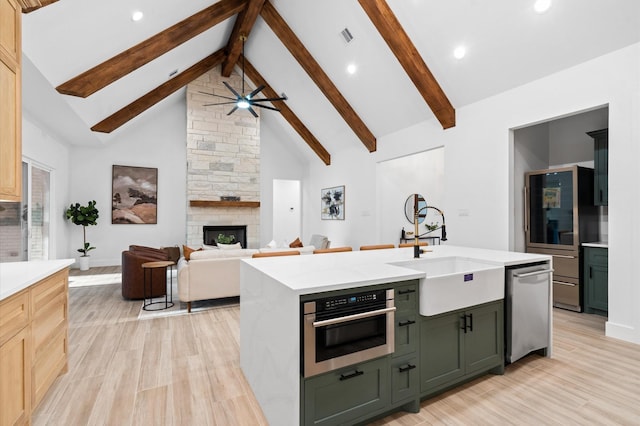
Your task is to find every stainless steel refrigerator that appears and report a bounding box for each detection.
[524,165,599,311]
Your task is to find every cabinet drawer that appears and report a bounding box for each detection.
[553,278,579,308]
[31,269,67,315]
[551,254,579,279]
[303,356,389,426]
[394,282,417,314]
[391,355,418,404]
[32,292,67,354]
[395,314,418,357]
[0,289,30,346]
[32,324,67,409]
[586,247,608,266]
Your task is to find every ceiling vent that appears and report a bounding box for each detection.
[340,27,354,43]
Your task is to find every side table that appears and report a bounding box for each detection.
[142,260,175,311]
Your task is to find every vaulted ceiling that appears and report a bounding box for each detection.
[21,0,640,165]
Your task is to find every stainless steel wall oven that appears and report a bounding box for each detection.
[302,288,395,378]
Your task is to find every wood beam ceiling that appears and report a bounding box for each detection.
[241,56,331,165]
[221,0,266,77]
[260,1,377,152]
[18,0,57,13]
[91,50,226,133]
[56,0,247,98]
[358,0,455,129]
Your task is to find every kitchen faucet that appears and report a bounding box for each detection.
[414,205,447,258]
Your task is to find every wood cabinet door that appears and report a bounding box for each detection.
[0,326,31,426]
[0,0,21,201]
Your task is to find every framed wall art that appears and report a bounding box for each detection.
[321,185,345,220]
[112,165,158,224]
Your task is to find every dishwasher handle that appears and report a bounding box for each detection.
[513,268,554,278]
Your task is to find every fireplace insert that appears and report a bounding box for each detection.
[203,225,247,248]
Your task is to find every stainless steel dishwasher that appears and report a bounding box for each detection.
[506,262,553,363]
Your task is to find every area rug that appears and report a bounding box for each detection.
[137,282,239,320]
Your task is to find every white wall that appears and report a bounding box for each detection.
[22,113,71,261]
[272,179,301,247]
[65,96,187,267]
[376,148,445,246]
[303,43,640,344]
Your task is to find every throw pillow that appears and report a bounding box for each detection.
[182,245,202,261]
[218,242,242,250]
[266,239,277,248]
[289,237,303,248]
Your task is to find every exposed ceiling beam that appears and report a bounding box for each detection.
[221,0,266,77]
[358,0,455,129]
[91,50,226,134]
[260,0,377,152]
[56,0,247,98]
[242,56,331,165]
[18,0,57,13]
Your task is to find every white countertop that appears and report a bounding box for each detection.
[582,241,608,248]
[0,259,75,301]
[243,245,550,295]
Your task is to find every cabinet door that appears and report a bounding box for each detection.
[0,326,31,426]
[395,314,418,357]
[390,355,418,404]
[420,311,464,393]
[464,302,503,374]
[303,357,389,426]
[0,0,21,201]
[591,130,608,206]
[584,248,608,314]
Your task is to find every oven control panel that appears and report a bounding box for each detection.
[316,289,389,313]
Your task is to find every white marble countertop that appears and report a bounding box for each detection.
[0,259,75,301]
[582,241,608,248]
[243,245,550,295]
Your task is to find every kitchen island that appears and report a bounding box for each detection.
[240,246,550,425]
[0,259,74,425]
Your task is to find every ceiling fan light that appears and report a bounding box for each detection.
[237,99,250,109]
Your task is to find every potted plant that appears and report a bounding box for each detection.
[65,200,99,271]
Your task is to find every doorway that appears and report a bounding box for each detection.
[272,179,301,247]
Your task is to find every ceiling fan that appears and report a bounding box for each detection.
[201,35,287,117]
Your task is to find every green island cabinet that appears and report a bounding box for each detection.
[583,246,608,316]
[302,280,419,426]
[587,128,608,206]
[420,300,504,397]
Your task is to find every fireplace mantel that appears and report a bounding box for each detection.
[190,200,261,208]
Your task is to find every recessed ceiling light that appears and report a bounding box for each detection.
[453,46,466,59]
[534,0,552,14]
[131,10,144,21]
[346,63,357,75]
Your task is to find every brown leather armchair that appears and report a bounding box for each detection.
[121,245,172,300]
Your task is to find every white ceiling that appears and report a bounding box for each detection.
[21,0,640,160]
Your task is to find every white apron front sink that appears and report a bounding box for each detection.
[391,257,504,316]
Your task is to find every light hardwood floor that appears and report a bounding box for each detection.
[33,269,640,425]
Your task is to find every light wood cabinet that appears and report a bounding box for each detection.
[0,0,22,201]
[0,268,69,426]
[0,290,31,426]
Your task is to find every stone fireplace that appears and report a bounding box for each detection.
[185,66,260,248]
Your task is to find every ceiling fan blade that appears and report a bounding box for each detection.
[248,85,265,99]
[203,101,238,106]
[199,91,237,101]
[226,106,238,115]
[247,106,259,118]
[251,103,280,112]
[251,94,288,103]
[223,81,242,98]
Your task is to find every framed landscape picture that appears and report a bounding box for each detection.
[112,165,158,224]
[321,185,345,220]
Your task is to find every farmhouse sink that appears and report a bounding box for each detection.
[390,257,504,316]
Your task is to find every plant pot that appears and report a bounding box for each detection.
[79,256,90,271]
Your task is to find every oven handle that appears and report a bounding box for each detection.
[312,306,397,328]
